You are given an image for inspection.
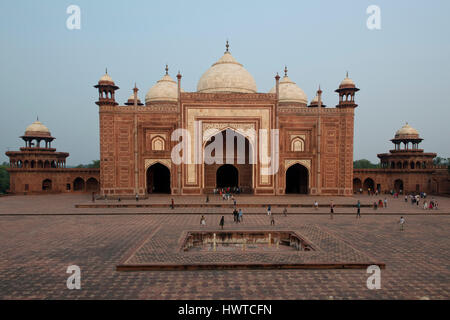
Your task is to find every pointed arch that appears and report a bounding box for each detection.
[285,162,309,194]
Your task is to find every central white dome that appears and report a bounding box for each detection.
[197,51,257,93]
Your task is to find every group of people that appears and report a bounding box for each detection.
[405,194,439,210]
[232,208,243,223]
[358,188,382,196]
[200,205,289,229]
[372,198,388,210]
[213,186,242,197]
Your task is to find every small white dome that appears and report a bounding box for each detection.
[99,72,113,83]
[145,74,182,103]
[197,51,257,93]
[339,73,355,88]
[25,120,51,136]
[269,75,307,105]
[395,123,420,138]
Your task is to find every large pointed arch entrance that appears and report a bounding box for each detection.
[203,129,253,193]
[285,163,309,194]
[147,162,171,194]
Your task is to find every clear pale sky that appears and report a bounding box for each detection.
[0,0,449,165]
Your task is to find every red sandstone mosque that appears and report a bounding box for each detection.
[5,43,449,196]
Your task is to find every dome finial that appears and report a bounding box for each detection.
[105,67,108,74]
[225,40,229,53]
[346,71,349,78]
[37,115,39,121]
[165,64,169,75]
[284,66,288,77]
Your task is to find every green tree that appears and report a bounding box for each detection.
[353,159,380,169]
[75,160,100,168]
[433,156,449,166]
[0,162,10,194]
[433,157,443,165]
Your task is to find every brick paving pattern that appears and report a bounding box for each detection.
[0,194,449,299]
[119,224,380,270]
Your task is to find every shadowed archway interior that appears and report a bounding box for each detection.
[147,163,170,194]
[353,178,362,192]
[73,177,85,191]
[216,164,239,188]
[394,179,404,192]
[86,177,100,192]
[363,178,375,191]
[204,129,253,193]
[285,163,308,194]
[42,179,52,191]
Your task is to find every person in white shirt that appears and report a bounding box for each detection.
[399,216,405,231]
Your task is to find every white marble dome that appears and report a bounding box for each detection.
[145,73,182,103]
[269,75,308,105]
[197,51,257,93]
[339,73,355,88]
[25,120,51,136]
[395,123,420,138]
[99,72,113,83]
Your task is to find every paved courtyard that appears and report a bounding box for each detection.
[0,194,449,299]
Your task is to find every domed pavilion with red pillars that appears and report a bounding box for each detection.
[353,123,449,195]
[5,119,100,194]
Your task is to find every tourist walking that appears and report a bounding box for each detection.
[384,198,388,208]
[233,208,238,223]
[314,200,319,210]
[399,216,405,231]
[283,208,288,217]
[270,215,275,226]
[238,208,243,223]
[330,201,334,219]
[200,215,206,226]
[356,200,361,218]
[267,205,272,216]
[136,193,139,202]
[170,198,174,209]
[219,216,225,229]
[423,201,428,210]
